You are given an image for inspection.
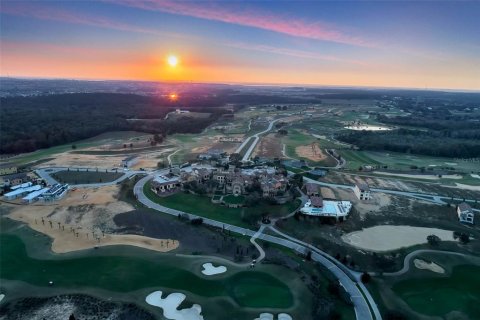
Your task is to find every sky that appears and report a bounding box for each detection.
[1,0,479,90]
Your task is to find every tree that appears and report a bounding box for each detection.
[191,218,204,226]
[229,153,242,164]
[360,272,371,284]
[459,233,470,244]
[290,173,303,188]
[153,133,163,143]
[427,234,441,246]
[306,250,312,261]
[327,281,340,296]
[69,314,76,320]
[71,144,76,149]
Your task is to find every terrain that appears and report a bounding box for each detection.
[1,81,479,320]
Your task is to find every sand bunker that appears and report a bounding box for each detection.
[201,263,227,276]
[342,225,454,252]
[254,313,292,320]
[471,174,480,179]
[345,125,392,131]
[375,172,462,180]
[414,259,445,274]
[146,291,204,320]
[0,294,4,303]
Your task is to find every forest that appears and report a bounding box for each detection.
[338,110,480,158]
[0,93,229,154]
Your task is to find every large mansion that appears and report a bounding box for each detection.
[150,165,288,198]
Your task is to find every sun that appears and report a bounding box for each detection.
[167,55,179,67]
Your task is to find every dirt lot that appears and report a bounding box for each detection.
[333,188,392,220]
[253,134,283,158]
[35,149,173,170]
[189,135,239,155]
[321,187,336,199]
[295,143,328,162]
[7,185,179,253]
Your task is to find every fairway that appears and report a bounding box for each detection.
[392,265,480,318]
[0,234,293,309]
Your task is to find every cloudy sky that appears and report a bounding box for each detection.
[1,0,479,90]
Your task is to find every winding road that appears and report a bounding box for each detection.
[235,117,288,162]
[134,173,381,320]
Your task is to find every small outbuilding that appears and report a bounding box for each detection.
[457,202,474,224]
[354,182,371,200]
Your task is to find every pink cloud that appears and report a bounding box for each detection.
[0,3,169,37]
[110,0,372,47]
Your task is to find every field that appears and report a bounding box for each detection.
[371,252,480,319]
[144,181,301,228]
[52,170,124,184]
[5,131,149,166]
[283,130,337,166]
[253,134,283,158]
[0,217,320,320]
[393,264,480,318]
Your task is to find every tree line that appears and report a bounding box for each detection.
[0,93,231,154]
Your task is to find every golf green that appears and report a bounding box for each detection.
[0,234,293,309]
[392,265,480,318]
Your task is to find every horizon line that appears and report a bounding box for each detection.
[1,75,479,94]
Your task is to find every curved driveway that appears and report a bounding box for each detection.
[134,174,380,320]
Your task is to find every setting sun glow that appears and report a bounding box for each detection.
[167,55,178,67]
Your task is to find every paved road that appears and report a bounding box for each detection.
[235,117,288,161]
[268,227,382,320]
[167,149,180,166]
[250,225,266,263]
[382,249,475,277]
[302,176,479,205]
[134,174,380,320]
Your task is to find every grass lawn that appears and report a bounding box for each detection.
[338,149,380,170]
[52,170,124,184]
[223,195,245,205]
[144,181,301,228]
[392,264,480,318]
[0,233,293,309]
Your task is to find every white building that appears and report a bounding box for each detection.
[4,185,41,200]
[22,187,50,203]
[151,175,180,194]
[41,184,69,201]
[457,203,474,224]
[354,182,371,200]
[300,198,352,221]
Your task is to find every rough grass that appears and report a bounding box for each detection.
[392,264,480,318]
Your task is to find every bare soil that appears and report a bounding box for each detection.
[253,134,283,158]
[295,144,327,162]
[7,185,179,253]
